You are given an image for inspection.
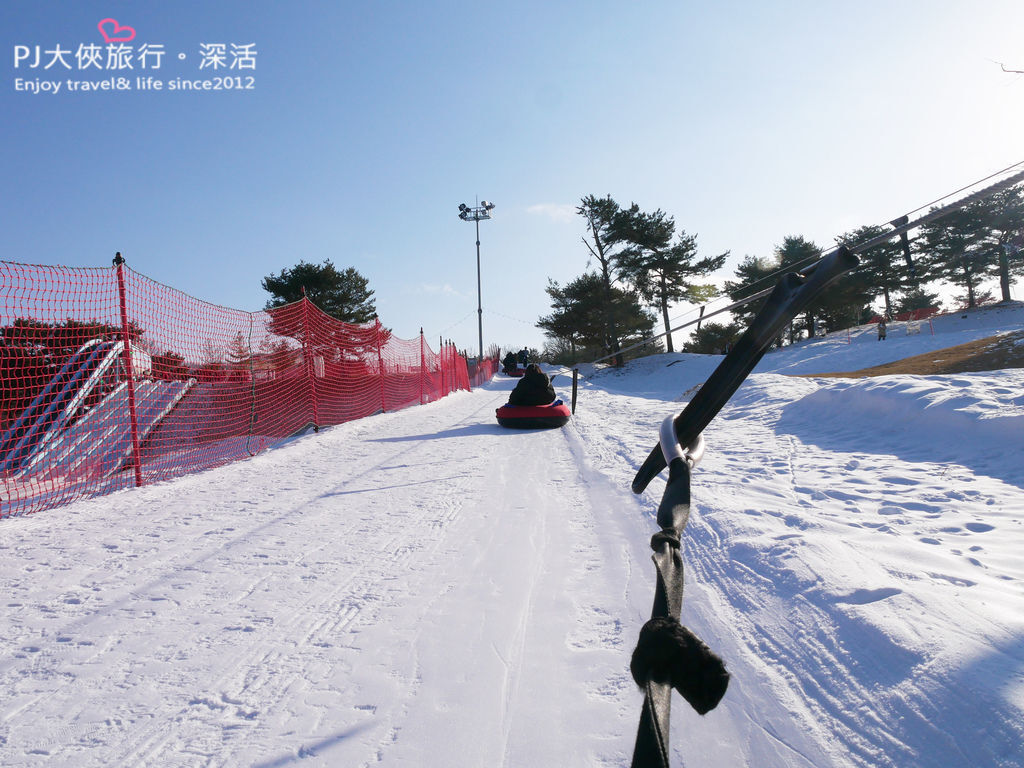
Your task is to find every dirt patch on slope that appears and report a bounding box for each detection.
[806,330,1024,378]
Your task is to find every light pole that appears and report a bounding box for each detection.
[458,199,494,360]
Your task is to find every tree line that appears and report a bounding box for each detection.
[537,195,727,365]
[539,186,1024,362]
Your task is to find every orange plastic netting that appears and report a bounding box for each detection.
[0,260,492,517]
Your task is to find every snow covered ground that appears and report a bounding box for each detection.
[1,304,1022,767]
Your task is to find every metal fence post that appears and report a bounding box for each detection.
[377,318,386,412]
[440,336,446,397]
[113,253,143,488]
[417,328,424,405]
[300,290,320,431]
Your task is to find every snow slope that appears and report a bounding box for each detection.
[1,304,1022,767]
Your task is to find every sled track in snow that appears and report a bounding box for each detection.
[115,398,508,766]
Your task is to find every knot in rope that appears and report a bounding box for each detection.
[630,616,730,715]
[649,530,680,550]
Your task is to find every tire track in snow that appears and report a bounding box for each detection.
[363,399,646,768]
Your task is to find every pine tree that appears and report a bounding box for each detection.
[537,273,657,362]
[918,207,994,309]
[774,237,821,340]
[725,255,778,321]
[972,185,1024,302]
[536,279,586,363]
[262,260,376,324]
[614,204,727,353]
[681,321,743,354]
[577,195,629,366]
[837,225,908,319]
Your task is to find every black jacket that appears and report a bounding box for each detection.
[508,367,556,406]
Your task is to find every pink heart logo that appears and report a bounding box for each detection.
[97,18,136,44]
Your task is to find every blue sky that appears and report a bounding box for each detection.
[4,1,1024,355]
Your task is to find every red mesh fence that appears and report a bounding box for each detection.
[0,260,495,518]
[870,306,941,323]
[469,356,499,387]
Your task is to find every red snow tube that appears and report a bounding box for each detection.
[495,400,571,429]
[504,367,526,377]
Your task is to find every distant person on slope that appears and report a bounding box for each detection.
[507,363,556,406]
[502,351,518,374]
[878,316,887,341]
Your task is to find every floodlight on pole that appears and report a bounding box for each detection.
[457,199,494,360]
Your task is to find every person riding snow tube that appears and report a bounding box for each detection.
[496,364,570,428]
[495,401,571,429]
[507,364,555,406]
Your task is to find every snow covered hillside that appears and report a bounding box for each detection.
[1,304,1022,767]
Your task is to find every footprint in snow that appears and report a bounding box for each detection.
[965,522,995,533]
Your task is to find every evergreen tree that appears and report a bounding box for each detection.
[537,272,658,362]
[888,215,921,288]
[262,260,376,324]
[614,204,727,353]
[681,321,743,354]
[151,350,188,381]
[774,236,823,340]
[725,238,822,344]
[536,279,587,363]
[917,207,994,309]
[725,237,867,343]
[724,255,778,326]
[972,185,1024,302]
[837,225,907,318]
[225,332,251,369]
[813,271,875,331]
[893,287,942,315]
[577,195,630,366]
